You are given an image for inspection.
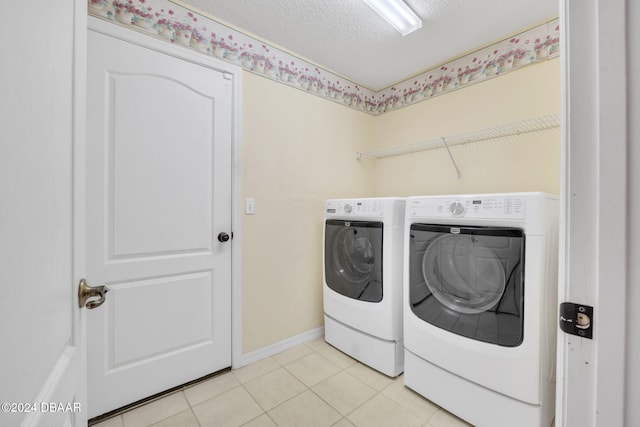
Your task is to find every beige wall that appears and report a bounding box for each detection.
[241,72,375,352]
[372,58,560,197]
[240,58,560,353]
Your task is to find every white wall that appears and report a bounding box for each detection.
[372,59,560,197]
[241,72,375,352]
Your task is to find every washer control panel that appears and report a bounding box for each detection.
[409,196,526,220]
[326,200,384,217]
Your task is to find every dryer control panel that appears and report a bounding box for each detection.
[408,196,526,220]
[325,200,384,217]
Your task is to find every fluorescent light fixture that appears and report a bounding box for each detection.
[363,0,422,36]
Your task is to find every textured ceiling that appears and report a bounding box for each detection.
[177,0,559,91]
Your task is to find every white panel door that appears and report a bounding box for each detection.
[86,30,232,417]
[0,1,87,426]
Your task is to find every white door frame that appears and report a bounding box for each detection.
[558,0,627,425]
[73,0,89,423]
[87,16,244,370]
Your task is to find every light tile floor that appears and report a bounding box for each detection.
[92,338,472,427]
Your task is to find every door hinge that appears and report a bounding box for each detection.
[559,302,593,339]
[223,72,233,81]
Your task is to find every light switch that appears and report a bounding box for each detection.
[245,198,255,215]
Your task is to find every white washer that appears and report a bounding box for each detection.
[403,193,558,427]
[323,197,405,377]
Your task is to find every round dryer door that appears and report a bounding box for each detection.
[422,234,506,314]
[324,220,383,302]
[333,227,375,284]
[408,223,525,347]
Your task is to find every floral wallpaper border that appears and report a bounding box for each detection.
[88,0,559,116]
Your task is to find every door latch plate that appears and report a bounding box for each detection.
[559,302,593,339]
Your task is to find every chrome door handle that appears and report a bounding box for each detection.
[78,279,110,309]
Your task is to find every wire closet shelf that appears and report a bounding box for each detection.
[355,114,560,161]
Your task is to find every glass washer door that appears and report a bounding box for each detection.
[409,224,525,347]
[324,220,383,303]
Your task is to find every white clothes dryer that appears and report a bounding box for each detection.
[323,198,405,377]
[403,193,558,427]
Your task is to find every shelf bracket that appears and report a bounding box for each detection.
[441,137,461,179]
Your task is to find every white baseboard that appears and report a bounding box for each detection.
[234,327,325,368]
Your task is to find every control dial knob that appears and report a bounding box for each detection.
[449,201,465,217]
[343,203,353,214]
